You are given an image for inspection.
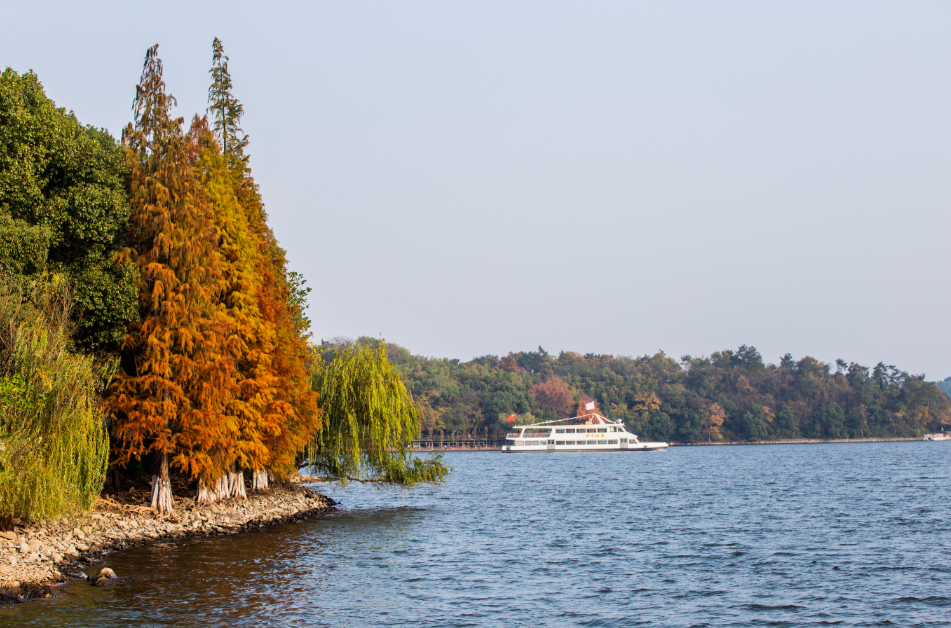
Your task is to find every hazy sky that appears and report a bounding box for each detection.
[2,1,949,377]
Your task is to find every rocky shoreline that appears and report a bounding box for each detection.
[0,479,336,603]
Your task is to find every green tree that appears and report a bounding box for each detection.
[482,380,532,423]
[937,377,951,399]
[207,38,248,169]
[740,407,769,440]
[776,404,800,438]
[824,403,846,438]
[0,69,139,352]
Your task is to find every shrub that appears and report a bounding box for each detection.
[0,276,112,522]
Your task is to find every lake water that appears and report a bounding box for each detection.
[5,442,951,627]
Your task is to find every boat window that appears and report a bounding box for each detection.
[555,429,565,434]
[565,428,575,433]
[555,441,565,445]
[563,441,574,445]
[607,439,618,445]
[523,430,551,438]
[621,439,628,443]
[597,428,607,433]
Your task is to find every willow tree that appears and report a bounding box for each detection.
[108,45,232,513]
[310,341,449,485]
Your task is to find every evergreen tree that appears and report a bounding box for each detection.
[208,38,249,171]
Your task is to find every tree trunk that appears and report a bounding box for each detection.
[215,475,229,500]
[228,463,247,499]
[196,477,217,504]
[251,468,268,491]
[151,453,174,513]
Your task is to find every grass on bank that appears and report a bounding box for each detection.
[0,276,112,524]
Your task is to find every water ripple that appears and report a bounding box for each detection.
[3,442,951,627]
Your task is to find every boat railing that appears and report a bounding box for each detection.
[516,412,620,428]
[411,439,507,451]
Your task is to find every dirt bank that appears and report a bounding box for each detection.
[0,479,335,603]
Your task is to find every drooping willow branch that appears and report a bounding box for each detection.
[308,341,449,486]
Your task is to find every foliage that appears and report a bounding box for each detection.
[191,116,273,482]
[0,216,50,276]
[529,377,574,421]
[206,38,320,479]
[207,38,248,170]
[0,276,111,521]
[0,68,139,352]
[107,43,322,504]
[700,403,725,441]
[309,341,448,485]
[286,270,312,334]
[322,340,951,442]
[937,377,951,400]
[107,45,233,492]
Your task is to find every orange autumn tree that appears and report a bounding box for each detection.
[108,45,234,513]
[206,39,319,489]
[189,117,270,502]
[110,41,322,513]
[246,213,320,484]
[701,402,726,442]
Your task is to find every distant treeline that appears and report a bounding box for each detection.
[937,378,951,401]
[319,340,951,443]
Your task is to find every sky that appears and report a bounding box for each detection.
[2,1,949,377]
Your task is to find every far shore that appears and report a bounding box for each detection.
[413,436,928,452]
[670,436,925,446]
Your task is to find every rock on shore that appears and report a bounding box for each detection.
[0,481,335,602]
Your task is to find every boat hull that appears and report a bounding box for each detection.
[501,443,668,453]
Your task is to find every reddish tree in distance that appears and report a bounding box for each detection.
[499,355,526,374]
[529,377,575,419]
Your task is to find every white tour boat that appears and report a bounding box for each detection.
[501,406,668,453]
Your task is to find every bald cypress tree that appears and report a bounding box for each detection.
[190,116,275,501]
[206,38,320,489]
[108,45,233,513]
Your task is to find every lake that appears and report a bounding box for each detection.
[5,442,950,627]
